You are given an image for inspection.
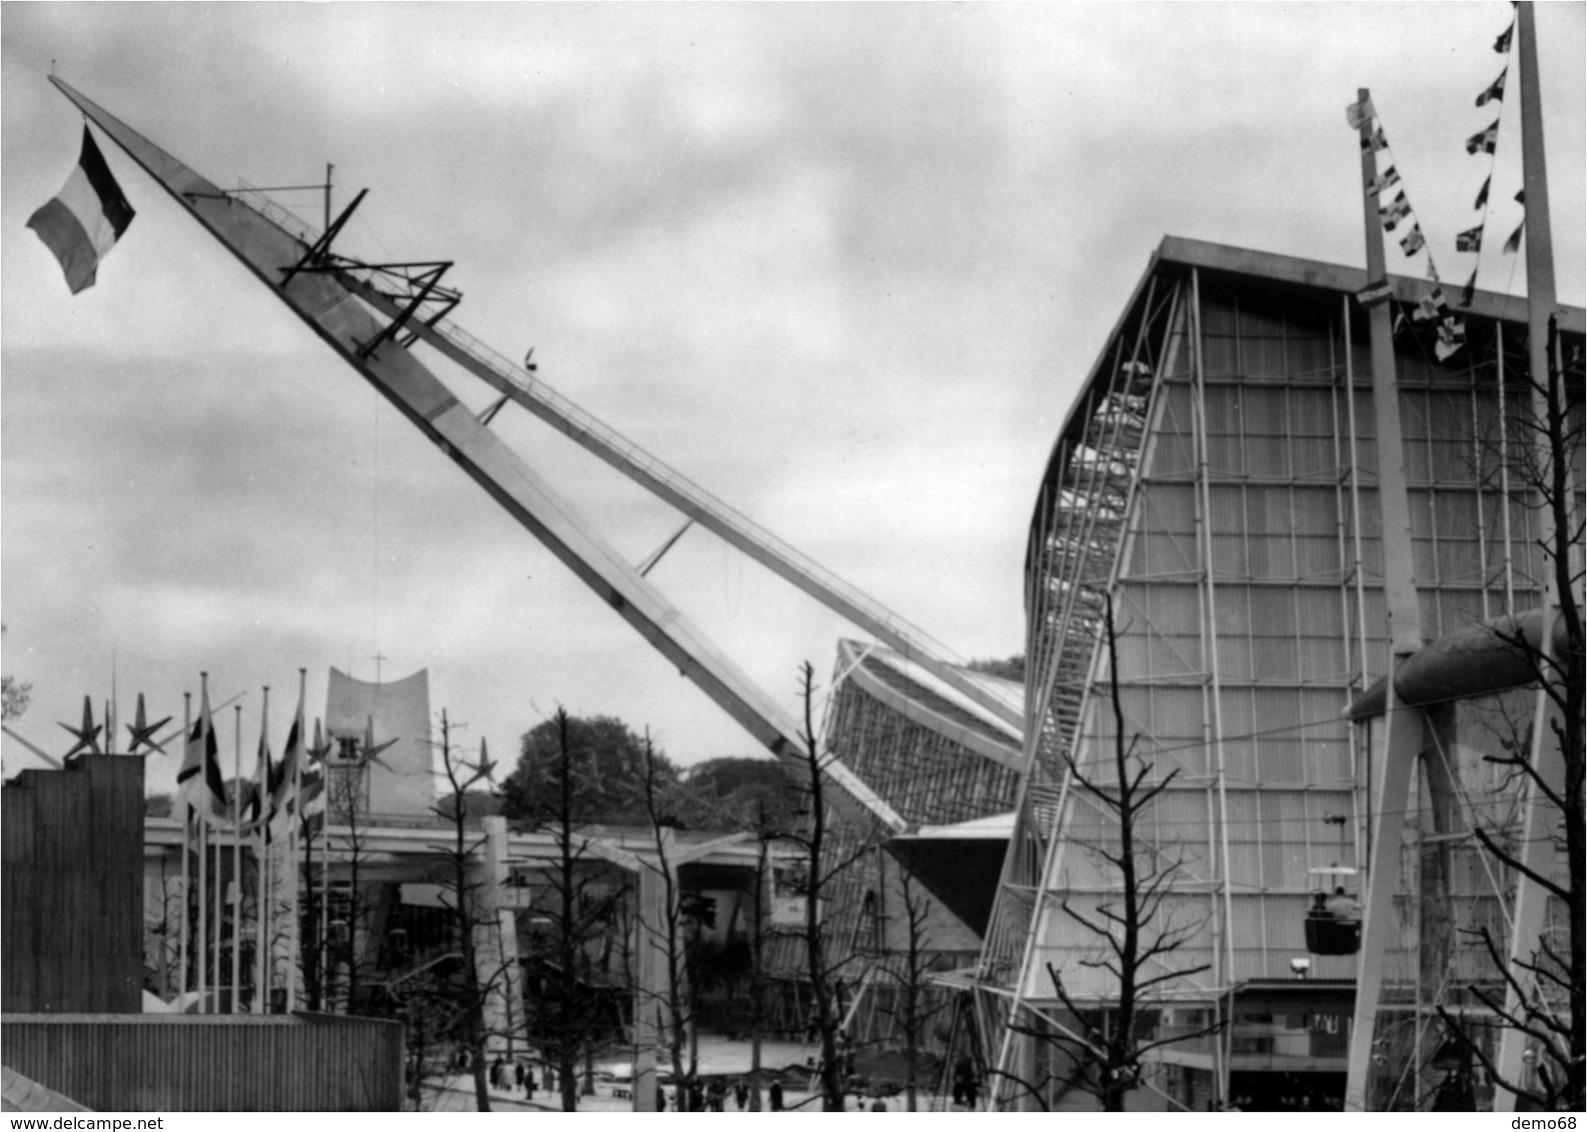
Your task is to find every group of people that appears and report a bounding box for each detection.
[486,1055,555,1098]
[1310,886,1362,921]
[659,1077,768,1111]
[950,1059,981,1108]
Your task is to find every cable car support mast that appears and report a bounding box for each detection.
[46,76,909,830]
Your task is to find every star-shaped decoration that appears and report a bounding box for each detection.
[464,736,498,789]
[126,693,173,755]
[306,718,334,765]
[59,696,102,760]
[360,716,398,770]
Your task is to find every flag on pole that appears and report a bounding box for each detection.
[299,767,327,838]
[1399,226,1426,256]
[1474,175,1491,211]
[1345,94,1375,129]
[1465,121,1499,156]
[177,685,229,826]
[1476,68,1507,107]
[1378,194,1412,232]
[299,719,330,837]
[26,127,136,295]
[244,726,272,837]
[271,694,305,828]
[1365,166,1401,198]
[1503,220,1525,254]
[1456,226,1484,253]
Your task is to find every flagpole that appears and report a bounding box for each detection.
[178,691,191,1011]
[197,674,210,1015]
[1491,4,1569,1110]
[232,703,243,1013]
[256,686,271,1015]
[287,668,306,1012]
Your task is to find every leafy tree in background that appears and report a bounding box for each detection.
[681,756,801,830]
[502,714,680,828]
[966,654,1025,684]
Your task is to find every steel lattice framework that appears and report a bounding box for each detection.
[975,237,1583,1111]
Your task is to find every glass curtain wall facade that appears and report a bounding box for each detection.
[977,237,1583,1110]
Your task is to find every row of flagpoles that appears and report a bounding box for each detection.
[173,669,329,1014]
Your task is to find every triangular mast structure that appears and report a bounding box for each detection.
[1346,3,1573,1112]
[46,76,1017,831]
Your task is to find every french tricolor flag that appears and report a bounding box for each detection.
[27,126,135,294]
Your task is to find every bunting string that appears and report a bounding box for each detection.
[1460,11,1523,313]
[1344,9,1526,365]
[1345,93,1466,360]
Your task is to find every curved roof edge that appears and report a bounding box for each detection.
[1029,234,1587,576]
[835,639,1024,771]
[1158,235,1585,334]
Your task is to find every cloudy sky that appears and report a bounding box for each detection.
[2,3,1582,796]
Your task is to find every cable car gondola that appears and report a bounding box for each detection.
[1304,866,1361,956]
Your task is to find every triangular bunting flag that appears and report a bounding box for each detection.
[1378,193,1412,232]
[1474,175,1491,211]
[1399,226,1426,256]
[1465,120,1499,155]
[1456,226,1483,253]
[1476,68,1507,107]
[1503,220,1524,254]
[1365,166,1401,197]
[1460,269,1478,309]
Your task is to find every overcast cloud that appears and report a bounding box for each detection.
[2,3,1582,795]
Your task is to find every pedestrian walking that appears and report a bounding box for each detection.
[769,1080,784,1112]
[734,1081,748,1110]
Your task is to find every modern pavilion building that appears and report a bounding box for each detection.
[809,641,1022,1053]
[974,236,1583,1111]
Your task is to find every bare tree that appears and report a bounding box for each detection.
[637,729,697,1096]
[1436,319,1584,1112]
[746,802,778,1111]
[428,709,499,1112]
[998,597,1220,1111]
[518,706,625,1111]
[882,866,941,1112]
[775,661,890,1111]
[324,751,375,1013]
